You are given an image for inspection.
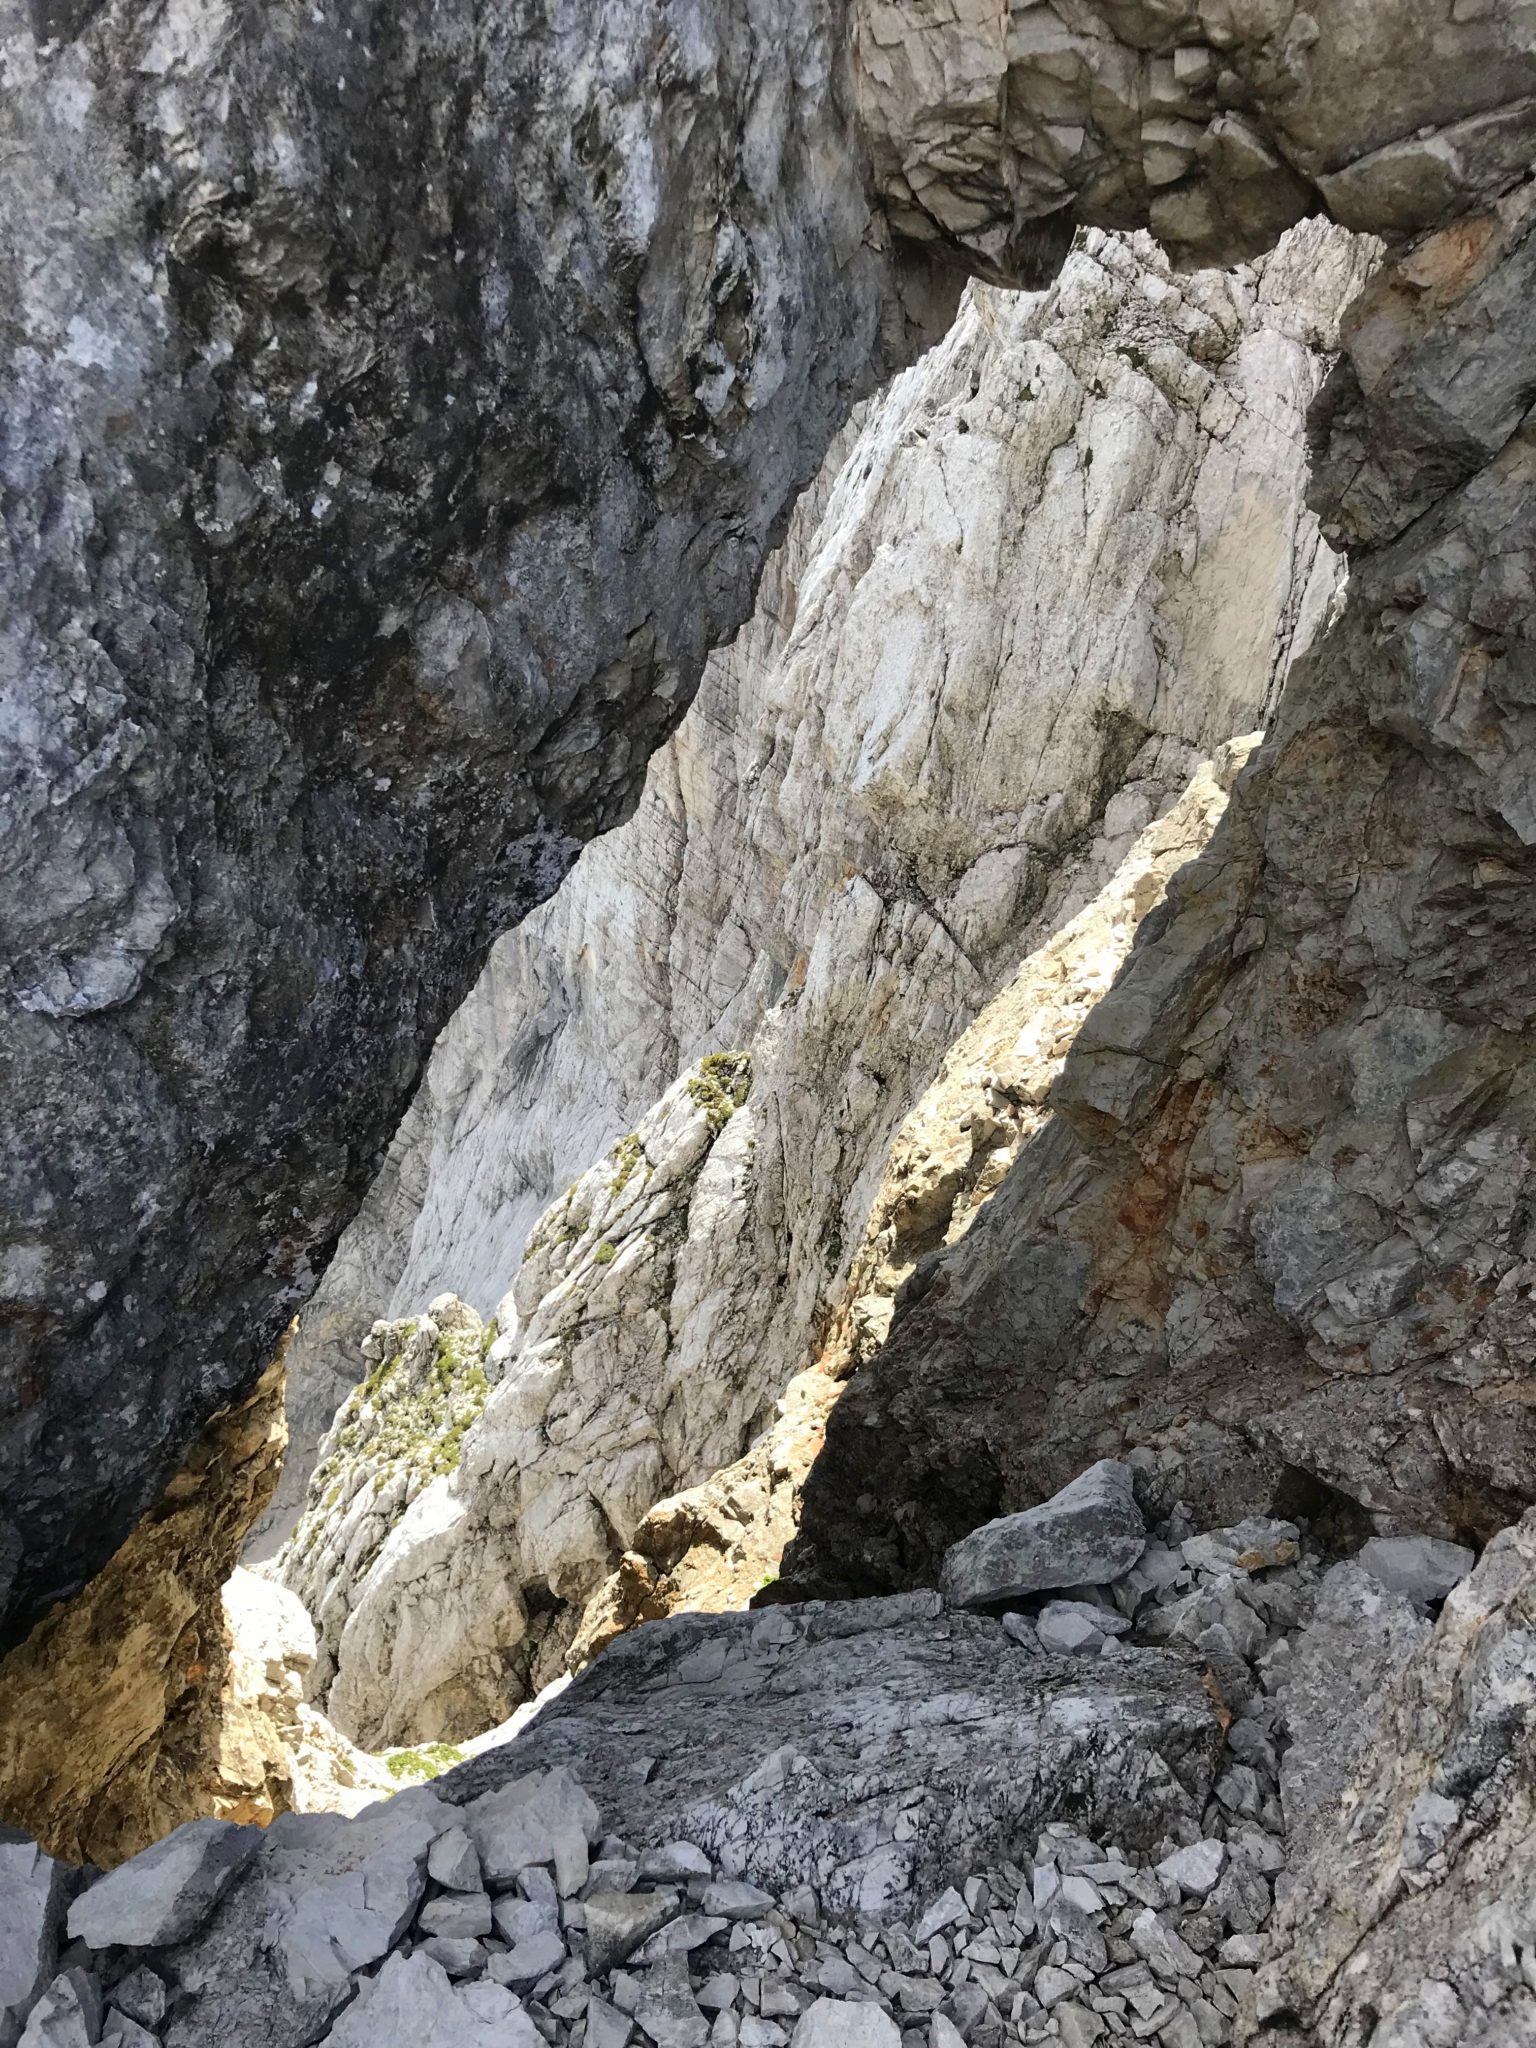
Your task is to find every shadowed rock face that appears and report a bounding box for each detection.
[3,0,1533,1658]
[0,0,954,1653]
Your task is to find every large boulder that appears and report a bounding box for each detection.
[940,1461,1146,1608]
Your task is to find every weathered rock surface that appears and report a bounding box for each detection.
[0,1362,286,1865]
[284,1053,764,1743]
[568,726,1281,1657]
[0,0,958,1656]
[67,1816,259,1951]
[851,0,1536,272]
[1357,1534,1475,1606]
[443,1593,1220,1916]
[791,188,1536,1592]
[262,219,1367,1561]
[7,0,1536,1813]
[0,1834,74,2048]
[1254,1511,1536,2046]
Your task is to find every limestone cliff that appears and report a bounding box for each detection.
[277,223,1370,1746]
[790,186,1536,1593]
[0,0,953,1656]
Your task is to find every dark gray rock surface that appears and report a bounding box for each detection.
[0,0,953,1651]
[1254,1511,1536,2046]
[442,1591,1221,1917]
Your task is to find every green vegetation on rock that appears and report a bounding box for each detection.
[383,1741,465,1783]
[688,1049,752,1132]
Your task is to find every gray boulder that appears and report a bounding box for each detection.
[67,1817,259,1950]
[417,1891,492,1940]
[107,1972,166,2033]
[1357,1536,1475,1605]
[585,1891,682,1978]
[634,1957,709,2048]
[463,1767,600,1889]
[425,1827,482,1894]
[940,1463,1146,1608]
[0,1832,71,2048]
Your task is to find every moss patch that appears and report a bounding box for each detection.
[687,1050,752,1133]
[383,1741,465,1783]
[608,1132,646,1196]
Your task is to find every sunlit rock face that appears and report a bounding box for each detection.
[790,189,1536,1597]
[273,222,1368,1745]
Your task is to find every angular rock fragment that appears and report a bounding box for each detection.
[0,1832,71,2048]
[320,1951,540,2045]
[465,1769,600,1888]
[586,1891,682,1977]
[631,1916,729,1965]
[701,1883,776,1921]
[941,1464,1145,1609]
[635,1957,710,2048]
[1036,1606,1107,1655]
[913,1890,966,1944]
[640,1845,713,1882]
[418,1889,493,1939]
[790,2001,901,2048]
[16,1969,100,2048]
[1355,1535,1474,1604]
[427,1826,483,1893]
[420,1934,487,1977]
[1180,1520,1299,1576]
[493,1894,561,1945]
[107,1972,166,2032]
[588,1997,635,2048]
[496,1929,567,1987]
[67,1817,259,1950]
[1155,1842,1226,1898]
[101,2018,159,2048]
